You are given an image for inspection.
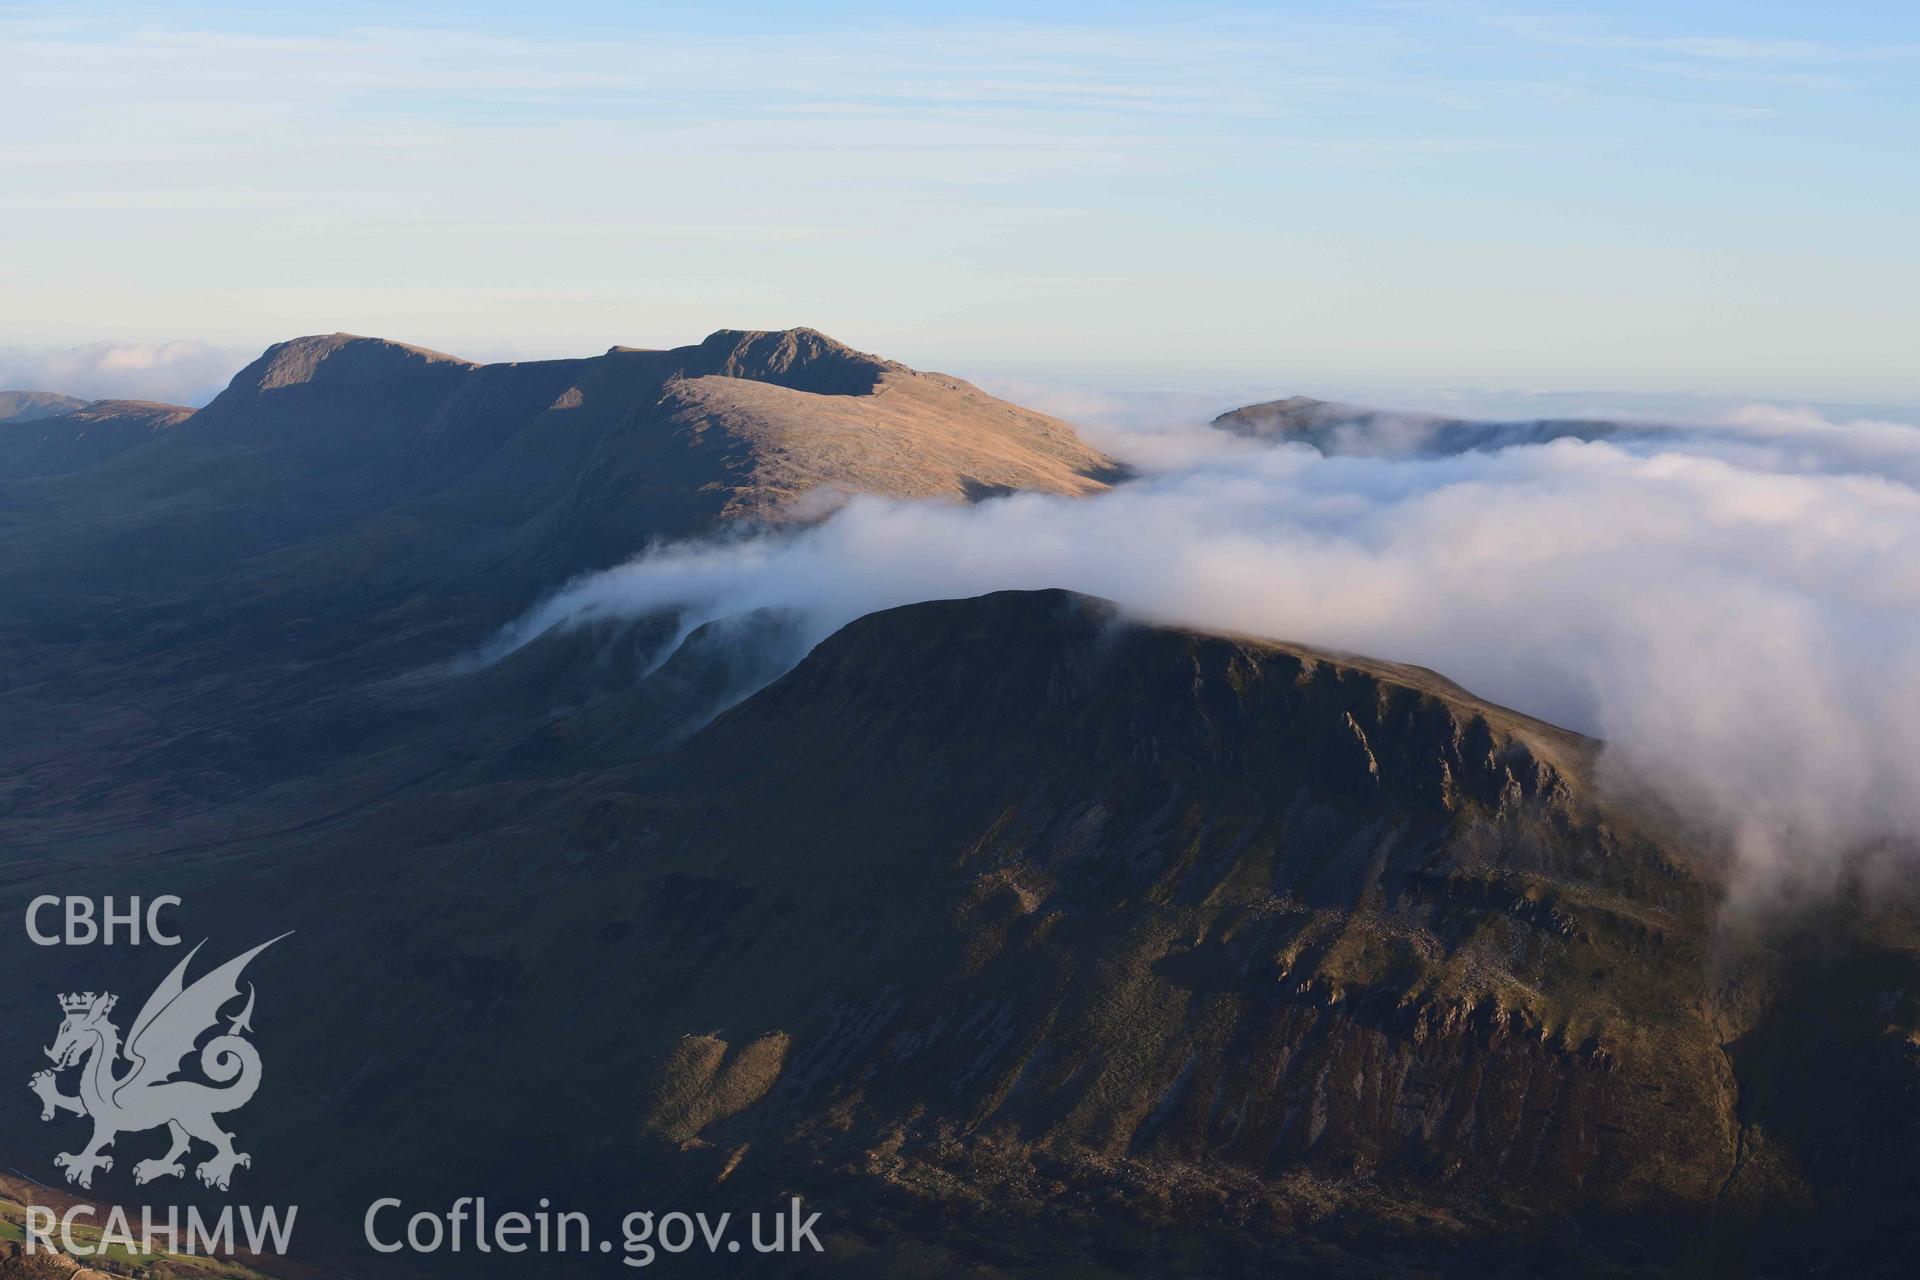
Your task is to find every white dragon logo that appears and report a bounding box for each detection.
[27,935,288,1191]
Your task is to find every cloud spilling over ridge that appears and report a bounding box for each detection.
[0,340,247,405]
[489,402,1920,907]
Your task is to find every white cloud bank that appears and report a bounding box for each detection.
[488,404,1920,908]
[0,340,246,406]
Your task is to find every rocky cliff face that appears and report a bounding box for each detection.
[591,593,1733,1254]
[9,589,1813,1275]
[5,587,1916,1274]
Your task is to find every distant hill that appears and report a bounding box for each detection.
[187,326,1120,514]
[0,327,1120,602]
[1213,394,1665,456]
[0,323,1120,619]
[0,326,1124,842]
[0,396,193,477]
[0,389,86,423]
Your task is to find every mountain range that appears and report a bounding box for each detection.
[3,330,1916,1278]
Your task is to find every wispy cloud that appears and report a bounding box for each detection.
[1452,6,1917,66]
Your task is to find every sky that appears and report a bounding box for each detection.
[3,1,1917,408]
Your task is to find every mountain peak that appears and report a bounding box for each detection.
[188,332,479,444]
[1212,395,1390,440]
[241,332,474,393]
[53,325,1117,594]
[791,587,1588,771]
[690,326,900,396]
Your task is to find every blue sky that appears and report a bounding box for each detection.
[2,1,1916,407]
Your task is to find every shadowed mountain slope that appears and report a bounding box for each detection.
[0,396,192,477]
[0,327,1122,841]
[0,327,1119,616]
[9,589,1912,1276]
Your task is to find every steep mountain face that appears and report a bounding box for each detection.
[10,590,1910,1276]
[1214,395,1659,457]
[609,592,1727,1195]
